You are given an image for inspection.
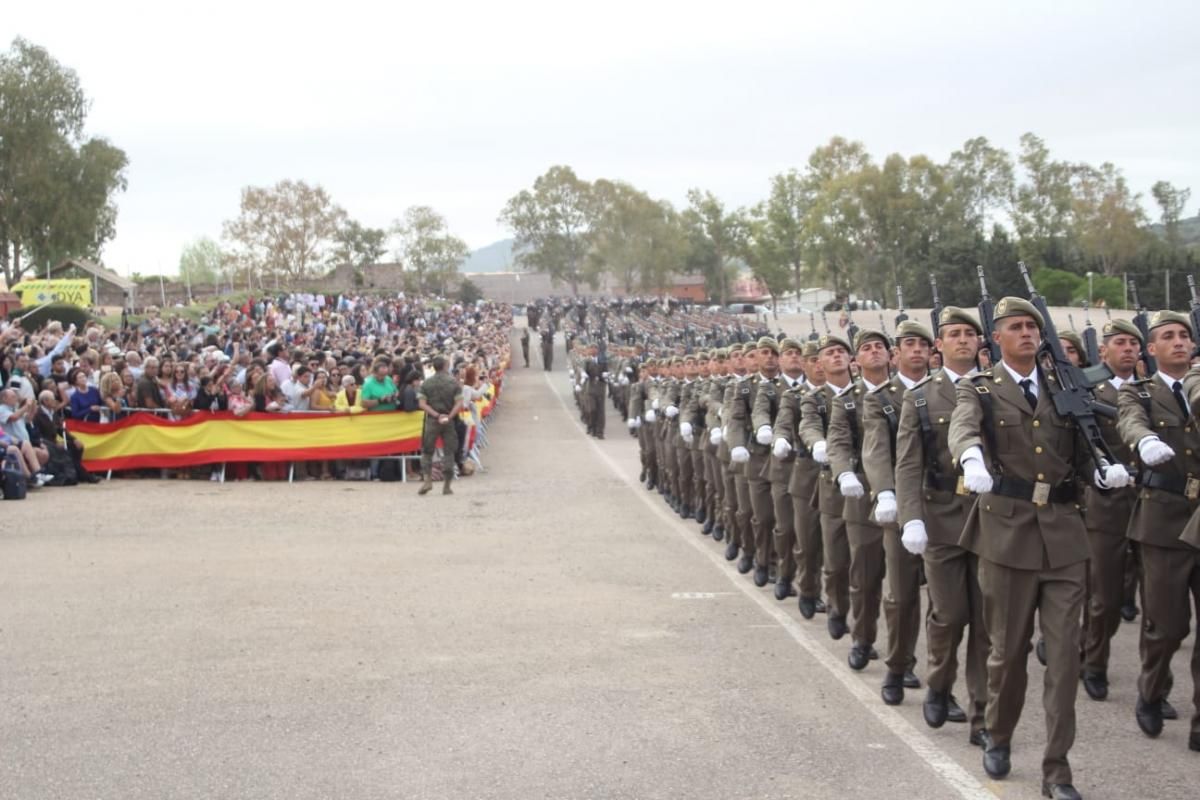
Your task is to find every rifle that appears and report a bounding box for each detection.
[1018,262,1120,477]
[1128,279,1156,375]
[1081,303,1100,366]
[1188,275,1200,358]
[929,274,943,334]
[820,309,831,334]
[976,266,1001,366]
[808,311,819,341]
[844,303,860,345]
[879,313,888,336]
[895,285,909,328]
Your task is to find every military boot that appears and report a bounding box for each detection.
[418,473,433,495]
[442,476,453,495]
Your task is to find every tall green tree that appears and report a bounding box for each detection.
[392,205,469,295]
[763,169,813,300]
[334,219,388,267]
[178,237,223,293]
[739,204,792,309]
[499,165,598,295]
[590,180,686,293]
[682,189,745,305]
[1150,180,1191,252]
[799,137,872,298]
[1011,132,1076,267]
[0,37,128,286]
[223,180,347,290]
[1071,162,1146,276]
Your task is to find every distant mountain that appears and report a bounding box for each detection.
[462,238,517,274]
[1147,213,1200,248]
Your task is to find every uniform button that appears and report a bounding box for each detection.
[1037,473,1045,480]
[999,420,1005,426]
[1032,420,1040,428]
[1035,446,1043,454]
[1188,450,1194,456]
[925,494,932,501]
[937,417,945,423]
[1159,421,1166,427]
[1187,427,1193,433]
[985,504,992,511]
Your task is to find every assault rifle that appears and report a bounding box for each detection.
[976,266,1001,366]
[929,275,943,333]
[844,303,860,345]
[895,285,909,328]
[1188,275,1200,358]
[1081,303,1101,366]
[1128,279,1156,375]
[1019,262,1119,479]
[808,311,820,341]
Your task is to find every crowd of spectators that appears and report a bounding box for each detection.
[0,293,512,490]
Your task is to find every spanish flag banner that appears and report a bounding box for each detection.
[69,410,425,472]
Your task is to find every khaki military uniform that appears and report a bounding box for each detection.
[731,374,777,571]
[719,377,745,551]
[862,376,923,679]
[630,376,657,486]
[775,383,824,602]
[680,376,712,521]
[754,374,803,583]
[895,369,988,733]
[702,376,727,531]
[1122,371,1200,736]
[417,371,461,478]
[950,366,1094,787]
[723,375,756,557]
[800,383,851,623]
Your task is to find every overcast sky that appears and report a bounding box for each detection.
[7,0,1199,276]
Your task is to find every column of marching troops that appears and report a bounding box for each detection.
[555,297,1200,800]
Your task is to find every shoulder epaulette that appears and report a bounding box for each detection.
[911,373,936,389]
[968,370,994,382]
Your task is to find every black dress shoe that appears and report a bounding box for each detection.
[946,695,967,724]
[737,553,754,574]
[798,595,817,619]
[903,669,920,689]
[1036,637,1047,666]
[923,688,949,728]
[1082,670,1108,701]
[1136,695,1164,738]
[848,642,871,671]
[969,729,986,748]
[724,542,739,561]
[713,524,725,542]
[695,508,706,525]
[1120,602,1139,622]
[881,672,904,705]
[1042,782,1082,800]
[1189,730,1200,752]
[774,579,791,601]
[753,565,769,587]
[814,598,827,614]
[701,518,714,536]
[1161,698,1179,720]
[680,505,693,520]
[827,615,848,640]
[639,469,647,483]
[981,732,1011,779]
[646,480,656,491]
[867,646,879,660]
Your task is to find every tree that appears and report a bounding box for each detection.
[1071,162,1146,276]
[498,165,599,295]
[682,189,745,305]
[1012,133,1075,267]
[739,205,792,309]
[799,137,872,297]
[458,277,483,305]
[392,205,469,295]
[222,180,347,290]
[333,219,388,268]
[945,136,1014,229]
[763,169,813,300]
[0,38,128,286]
[589,181,686,293]
[1151,180,1191,252]
[178,237,223,295]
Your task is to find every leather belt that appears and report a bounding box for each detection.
[925,474,958,493]
[1138,469,1200,500]
[991,476,1077,506]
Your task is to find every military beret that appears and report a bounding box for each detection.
[937,306,983,335]
[894,320,935,345]
[714,348,728,360]
[853,328,891,351]
[802,341,821,358]
[728,343,744,354]
[1149,310,1193,337]
[670,356,683,365]
[683,352,697,362]
[755,336,780,354]
[992,296,1044,330]
[1058,330,1088,364]
[696,350,711,361]
[1101,318,1143,343]
[817,333,852,354]
[779,337,804,354]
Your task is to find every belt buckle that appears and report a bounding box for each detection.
[1032,481,1051,506]
[1186,477,1200,501]
[955,475,969,496]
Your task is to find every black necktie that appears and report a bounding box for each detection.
[1020,378,1037,411]
[1172,381,1189,420]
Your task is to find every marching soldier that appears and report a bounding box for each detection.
[723,344,760,570]
[799,334,855,637]
[584,350,606,439]
[894,307,985,741]
[732,337,780,586]
[861,320,932,704]
[680,351,712,528]
[1080,319,1142,702]
[827,328,893,672]
[703,350,730,540]
[1120,310,1199,751]
[715,344,750,562]
[521,327,530,367]
[628,359,656,488]
[756,338,806,600]
[949,297,1131,800]
[541,325,554,371]
[673,353,700,519]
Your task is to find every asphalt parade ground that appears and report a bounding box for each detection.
[1,336,1195,799]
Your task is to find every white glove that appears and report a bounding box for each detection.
[627,417,639,430]
[1138,436,1175,467]
[710,427,723,446]
[960,447,993,494]
[838,472,864,498]
[874,490,897,523]
[812,440,828,464]
[756,425,773,445]
[680,422,693,439]
[651,398,660,410]
[1095,463,1132,489]
[624,366,633,375]
[644,409,656,423]
[901,520,928,555]
[619,376,629,386]
[602,371,609,380]
[665,405,679,418]
[730,446,750,463]
[773,438,792,458]
[574,384,581,393]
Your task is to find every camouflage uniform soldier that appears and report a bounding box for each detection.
[417,355,463,496]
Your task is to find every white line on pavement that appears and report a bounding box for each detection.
[544,371,998,800]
